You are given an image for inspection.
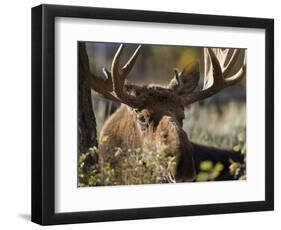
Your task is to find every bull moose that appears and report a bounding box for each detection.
[87,44,245,182]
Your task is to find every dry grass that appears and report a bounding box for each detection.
[184,101,246,149]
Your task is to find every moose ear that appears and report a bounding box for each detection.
[168,62,200,95]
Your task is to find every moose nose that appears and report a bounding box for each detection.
[138,115,146,123]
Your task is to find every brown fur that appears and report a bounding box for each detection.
[98,86,197,182]
[92,45,245,182]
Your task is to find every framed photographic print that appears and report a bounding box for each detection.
[31,4,274,225]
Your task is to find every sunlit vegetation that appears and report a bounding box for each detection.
[79,43,246,186]
[78,102,246,186]
[185,102,246,181]
[78,139,177,186]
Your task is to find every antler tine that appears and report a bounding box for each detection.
[111,44,124,83]
[89,72,117,102]
[104,44,143,80]
[111,44,128,96]
[182,47,245,105]
[173,68,181,82]
[225,64,246,86]
[224,50,246,86]
[121,45,143,76]
[222,49,239,75]
[102,67,112,80]
[89,44,144,107]
[173,68,184,91]
[209,48,246,87]
[208,48,224,87]
[110,44,144,107]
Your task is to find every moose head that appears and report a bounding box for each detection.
[89,44,246,182]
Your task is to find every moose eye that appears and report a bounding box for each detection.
[138,115,146,123]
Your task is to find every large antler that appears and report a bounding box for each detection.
[180,48,246,105]
[89,44,144,108]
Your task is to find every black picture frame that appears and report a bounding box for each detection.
[31,4,274,225]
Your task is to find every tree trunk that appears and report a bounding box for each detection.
[78,42,98,154]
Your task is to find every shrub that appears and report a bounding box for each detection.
[78,141,177,187]
[229,129,246,180]
[78,129,246,186]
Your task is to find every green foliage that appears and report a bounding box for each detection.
[78,128,246,186]
[195,129,246,182]
[230,129,246,180]
[86,44,246,186]
[83,100,247,186]
[78,141,177,187]
[78,147,99,187]
[183,102,246,182]
[196,161,224,182]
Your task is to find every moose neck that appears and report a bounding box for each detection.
[99,105,143,152]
